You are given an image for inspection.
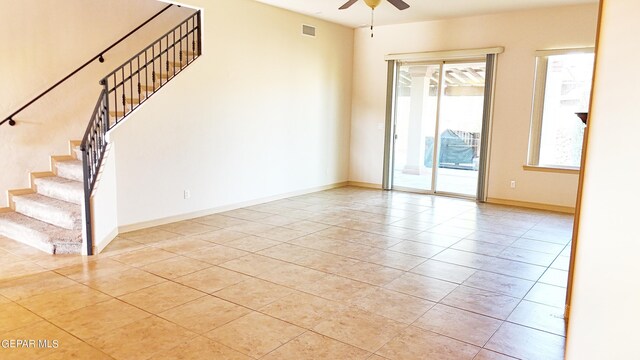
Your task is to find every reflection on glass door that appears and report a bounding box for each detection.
[391,60,487,198]
[393,64,441,191]
[435,62,486,196]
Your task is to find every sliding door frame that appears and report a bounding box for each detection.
[382,60,398,190]
[382,47,503,201]
[477,53,498,202]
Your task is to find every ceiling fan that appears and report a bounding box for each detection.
[339,0,410,11]
[338,0,410,37]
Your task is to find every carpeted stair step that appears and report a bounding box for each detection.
[109,110,127,118]
[0,212,82,254]
[167,60,183,67]
[33,176,83,205]
[139,84,157,92]
[12,193,81,230]
[55,159,83,182]
[156,71,176,80]
[182,50,197,58]
[73,146,82,160]
[125,94,148,105]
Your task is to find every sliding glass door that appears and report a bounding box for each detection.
[388,58,490,198]
[392,63,441,191]
[435,61,486,196]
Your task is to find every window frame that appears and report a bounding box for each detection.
[527,47,595,171]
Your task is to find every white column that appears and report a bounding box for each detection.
[403,66,432,174]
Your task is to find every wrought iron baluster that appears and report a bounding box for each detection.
[159,39,163,86]
[104,79,110,130]
[129,62,133,110]
[120,67,125,122]
[188,17,192,63]
[113,73,117,123]
[166,35,170,79]
[145,50,149,99]
[152,45,155,90]
[137,54,141,106]
[192,15,196,55]
[197,11,202,56]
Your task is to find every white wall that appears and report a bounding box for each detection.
[566,0,640,358]
[109,0,354,228]
[0,0,193,206]
[90,143,119,253]
[349,4,599,207]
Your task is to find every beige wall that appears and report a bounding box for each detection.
[0,0,193,206]
[349,4,599,207]
[109,0,353,227]
[566,0,640,358]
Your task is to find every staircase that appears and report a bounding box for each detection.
[0,8,201,255]
[0,142,84,254]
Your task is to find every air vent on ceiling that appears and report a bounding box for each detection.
[302,24,316,37]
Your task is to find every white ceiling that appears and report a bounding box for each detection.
[254,0,598,28]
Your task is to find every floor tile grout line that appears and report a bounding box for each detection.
[412,256,547,283]
[438,244,562,268]
[256,329,310,359]
[403,302,497,351]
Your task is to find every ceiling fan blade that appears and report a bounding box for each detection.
[339,0,359,10]
[387,0,410,10]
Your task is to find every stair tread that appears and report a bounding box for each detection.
[35,175,82,187]
[13,193,81,216]
[57,158,82,166]
[56,158,82,175]
[34,176,83,205]
[126,95,147,104]
[12,193,81,230]
[157,72,174,78]
[0,211,82,245]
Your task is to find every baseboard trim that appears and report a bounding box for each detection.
[118,181,350,234]
[487,197,575,214]
[347,181,382,189]
[345,184,574,213]
[93,227,119,254]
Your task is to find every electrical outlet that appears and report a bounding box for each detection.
[510,180,516,189]
[184,190,191,199]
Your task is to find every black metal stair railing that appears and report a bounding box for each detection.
[0,4,174,128]
[80,11,202,255]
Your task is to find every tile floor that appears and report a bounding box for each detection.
[0,187,572,359]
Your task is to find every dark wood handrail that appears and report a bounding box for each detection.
[0,3,174,128]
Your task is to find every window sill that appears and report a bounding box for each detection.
[523,165,580,175]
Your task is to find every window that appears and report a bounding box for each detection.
[528,49,595,169]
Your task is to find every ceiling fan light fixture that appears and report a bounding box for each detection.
[337,0,410,37]
[339,0,409,11]
[363,0,382,10]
